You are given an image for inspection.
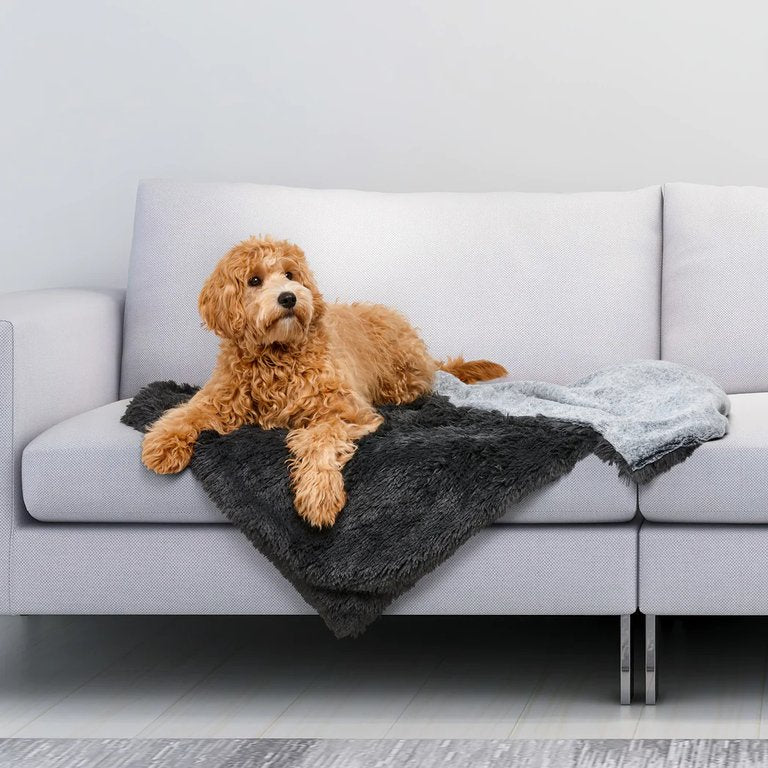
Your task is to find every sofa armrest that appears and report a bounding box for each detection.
[0,288,124,612]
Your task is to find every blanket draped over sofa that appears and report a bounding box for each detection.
[122,360,728,637]
[435,360,730,483]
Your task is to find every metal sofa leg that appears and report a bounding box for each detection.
[620,614,633,705]
[645,613,657,704]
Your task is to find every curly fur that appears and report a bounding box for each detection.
[141,236,507,527]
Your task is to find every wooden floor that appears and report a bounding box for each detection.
[0,614,764,739]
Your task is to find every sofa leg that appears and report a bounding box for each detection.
[620,614,633,705]
[645,613,657,704]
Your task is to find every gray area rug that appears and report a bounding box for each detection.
[0,739,765,767]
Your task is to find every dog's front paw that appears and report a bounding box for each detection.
[141,430,194,474]
[293,469,347,528]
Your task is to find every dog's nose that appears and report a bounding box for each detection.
[277,291,297,309]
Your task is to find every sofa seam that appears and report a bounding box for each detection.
[634,486,640,611]
[635,495,641,612]
[116,288,128,400]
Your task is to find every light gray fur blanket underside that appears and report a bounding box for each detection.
[435,360,730,483]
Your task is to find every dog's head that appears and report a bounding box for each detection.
[199,237,324,350]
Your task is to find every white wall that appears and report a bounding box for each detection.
[2,0,768,291]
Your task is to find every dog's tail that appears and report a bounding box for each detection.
[438,356,508,384]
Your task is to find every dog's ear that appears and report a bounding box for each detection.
[198,256,247,340]
[287,244,326,323]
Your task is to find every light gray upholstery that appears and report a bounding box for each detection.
[22,400,637,525]
[640,523,768,615]
[0,184,675,620]
[639,393,768,523]
[23,401,219,525]
[0,323,11,616]
[662,182,768,394]
[0,289,124,614]
[11,520,639,615]
[121,181,662,397]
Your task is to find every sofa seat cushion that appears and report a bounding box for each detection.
[22,401,636,525]
[639,393,768,523]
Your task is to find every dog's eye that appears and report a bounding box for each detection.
[285,272,293,281]
[247,276,261,287]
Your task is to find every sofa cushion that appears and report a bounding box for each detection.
[120,181,662,397]
[662,182,768,394]
[22,401,636,525]
[639,393,768,523]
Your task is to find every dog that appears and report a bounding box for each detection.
[141,236,508,528]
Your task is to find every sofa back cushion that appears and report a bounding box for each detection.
[120,181,662,397]
[662,183,768,393]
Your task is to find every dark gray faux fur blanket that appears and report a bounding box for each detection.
[122,383,692,637]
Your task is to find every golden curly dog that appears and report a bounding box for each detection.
[141,236,507,528]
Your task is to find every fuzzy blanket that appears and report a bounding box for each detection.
[122,363,726,637]
[435,360,730,483]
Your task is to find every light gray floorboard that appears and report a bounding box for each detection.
[0,615,763,738]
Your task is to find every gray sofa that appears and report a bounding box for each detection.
[1,181,764,705]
